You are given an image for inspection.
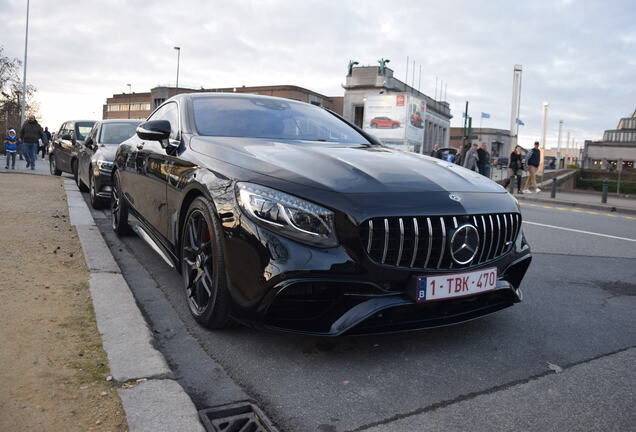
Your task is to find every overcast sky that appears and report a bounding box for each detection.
[1,0,634,148]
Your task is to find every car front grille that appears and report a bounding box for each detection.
[359,213,521,270]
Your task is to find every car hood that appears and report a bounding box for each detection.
[190,137,506,194]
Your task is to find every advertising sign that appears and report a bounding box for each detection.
[363,93,426,151]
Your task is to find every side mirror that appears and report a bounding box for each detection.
[85,137,94,149]
[137,120,171,141]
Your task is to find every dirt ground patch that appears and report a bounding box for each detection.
[0,173,127,431]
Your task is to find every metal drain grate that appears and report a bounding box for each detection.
[199,402,278,432]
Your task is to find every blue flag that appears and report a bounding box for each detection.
[481,112,490,119]
[516,118,525,126]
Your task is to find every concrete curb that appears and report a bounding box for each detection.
[63,179,205,432]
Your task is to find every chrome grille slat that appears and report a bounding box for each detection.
[381,218,389,264]
[396,218,404,266]
[437,218,446,269]
[409,218,419,268]
[362,212,520,270]
[424,217,433,268]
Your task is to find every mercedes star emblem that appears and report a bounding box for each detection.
[450,224,480,265]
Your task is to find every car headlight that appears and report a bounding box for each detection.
[96,160,114,172]
[236,182,338,248]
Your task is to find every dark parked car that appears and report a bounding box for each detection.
[111,93,531,336]
[77,120,141,208]
[370,116,400,128]
[49,120,96,180]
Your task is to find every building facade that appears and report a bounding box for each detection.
[342,65,452,153]
[103,85,343,121]
[583,109,636,169]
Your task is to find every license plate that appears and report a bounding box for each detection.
[415,267,498,302]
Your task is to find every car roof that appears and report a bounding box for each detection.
[170,91,310,105]
[97,119,142,124]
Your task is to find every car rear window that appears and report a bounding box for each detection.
[99,122,140,145]
[192,96,370,144]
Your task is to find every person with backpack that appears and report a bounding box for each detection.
[522,141,541,193]
[4,129,18,169]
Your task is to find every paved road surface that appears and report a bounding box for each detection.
[87,197,636,432]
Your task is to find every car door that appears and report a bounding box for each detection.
[79,124,99,186]
[56,122,72,172]
[126,102,180,241]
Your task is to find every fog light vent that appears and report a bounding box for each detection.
[199,402,278,432]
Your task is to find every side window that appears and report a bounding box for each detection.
[148,102,179,140]
[59,122,67,137]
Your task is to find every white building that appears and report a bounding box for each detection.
[342,65,452,153]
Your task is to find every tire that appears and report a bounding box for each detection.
[74,160,88,192]
[180,197,232,328]
[111,170,132,235]
[370,123,377,128]
[89,170,107,209]
[49,155,62,176]
[392,123,399,129]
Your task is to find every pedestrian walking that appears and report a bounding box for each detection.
[464,143,480,172]
[522,141,541,193]
[430,143,442,159]
[41,126,52,159]
[19,114,45,170]
[504,145,523,193]
[4,129,18,169]
[477,143,491,178]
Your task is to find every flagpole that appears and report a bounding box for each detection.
[479,114,482,141]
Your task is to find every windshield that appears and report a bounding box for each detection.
[75,122,95,141]
[193,96,370,144]
[99,122,140,145]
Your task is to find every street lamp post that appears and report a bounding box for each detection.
[20,0,30,127]
[174,46,181,90]
[538,102,549,181]
[127,83,132,119]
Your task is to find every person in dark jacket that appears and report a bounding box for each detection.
[41,126,52,159]
[504,145,524,193]
[522,141,541,193]
[19,115,45,170]
[430,143,443,159]
[477,143,491,178]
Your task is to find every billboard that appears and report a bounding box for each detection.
[363,93,425,151]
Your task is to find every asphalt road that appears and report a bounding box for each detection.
[87,197,636,432]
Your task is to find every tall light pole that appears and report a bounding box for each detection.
[509,65,523,154]
[557,120,563,168]
[174,46,181,90]
[127,83,132,119]
[538,102,549,178]
[20,0,30,126]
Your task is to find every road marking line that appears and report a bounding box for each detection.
[624,216,636,220]
[542,205,553,209]
[556,207,568,210]
[586,211,599,215]
[523,221,636,242]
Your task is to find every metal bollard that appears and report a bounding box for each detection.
[551,178,557,198]
[601,178,608,203]
[509,175,516,194]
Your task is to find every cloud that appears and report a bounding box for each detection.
[0,0,633,150]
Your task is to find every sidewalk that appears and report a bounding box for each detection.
[1,154,51,176]
[516,190,636,215]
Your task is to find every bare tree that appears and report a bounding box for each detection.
[0,46,39,134]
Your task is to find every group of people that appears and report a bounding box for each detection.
[3,115,51,170]
[429,140,543,194]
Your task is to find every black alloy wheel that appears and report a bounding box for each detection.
[89,170,106,209]
[49,155,61,176]
[74,160,88,192]
[181,197,231,328]
[111,171,131,235]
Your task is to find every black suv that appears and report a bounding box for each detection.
[112,93,531,336]
[49,120,96,181]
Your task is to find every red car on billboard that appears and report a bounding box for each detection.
[370,116,401,129]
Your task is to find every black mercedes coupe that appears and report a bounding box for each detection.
[111,93,531,336]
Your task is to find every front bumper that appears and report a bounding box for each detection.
[224,214,532,336]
